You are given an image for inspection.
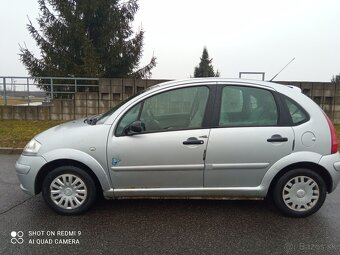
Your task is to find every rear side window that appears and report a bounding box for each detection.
[219,86,278,127]
[284,96,308,124]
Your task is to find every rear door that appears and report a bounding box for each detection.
[204,84,294,187]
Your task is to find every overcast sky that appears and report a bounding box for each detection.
[1,0,340,81]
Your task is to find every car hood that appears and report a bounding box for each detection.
[33,117,111,157]
[35,118,88,143]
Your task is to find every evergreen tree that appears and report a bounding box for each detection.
[331,74,340,84]
[19,0,156,79]
[193,47,220,78]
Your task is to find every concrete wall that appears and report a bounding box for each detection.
[0,78,169,121]
[1,78,339,123]
[0,105,51,120]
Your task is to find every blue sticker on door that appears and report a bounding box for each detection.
[112,158,121,166]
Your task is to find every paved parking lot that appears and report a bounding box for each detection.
[1,154,340,254]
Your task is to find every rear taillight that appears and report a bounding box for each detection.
[323,112,338,154]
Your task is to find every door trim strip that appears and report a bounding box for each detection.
[111,164,203,171]
[208,163,270,170]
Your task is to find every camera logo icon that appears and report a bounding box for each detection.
[10,231,24,244]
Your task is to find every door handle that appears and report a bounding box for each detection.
[183,137,204,145]
[267,134,288,143]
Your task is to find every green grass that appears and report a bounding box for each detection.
[0,120,65,148]
[0,120,340,149]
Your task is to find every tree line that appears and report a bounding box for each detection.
[20,0,219,81]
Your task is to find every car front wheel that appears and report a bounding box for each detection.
[273,168,327,217]
[42,166,97,215]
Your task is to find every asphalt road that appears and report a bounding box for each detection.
[1,154,340,255]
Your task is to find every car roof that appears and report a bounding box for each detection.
[146,78,296,94]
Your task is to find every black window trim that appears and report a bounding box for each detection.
[279,93,310,126]
[114,84,217,137]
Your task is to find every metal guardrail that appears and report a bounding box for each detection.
[0,76,99,106]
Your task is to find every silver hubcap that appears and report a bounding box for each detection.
[50,174,87,209]
[282,176,320,212]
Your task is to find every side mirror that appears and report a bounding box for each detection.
[124,120,145,135]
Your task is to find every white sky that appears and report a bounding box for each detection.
[1,0,340,81]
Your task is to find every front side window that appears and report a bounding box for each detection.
[219,86,278,127]
[116,86,209,135]
[115,103,142,135]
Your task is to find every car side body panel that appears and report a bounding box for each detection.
[105,151,336,199]
[107,129,209,189]
[204,127,295,188]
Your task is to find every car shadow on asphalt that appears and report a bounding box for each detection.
[90,196,280,218]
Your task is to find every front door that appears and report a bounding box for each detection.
[107,85,212,189]
[204,85,294,188]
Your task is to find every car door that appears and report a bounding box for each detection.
[107,85,213,189]
[204,84,294,188]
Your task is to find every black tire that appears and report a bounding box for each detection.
[273,168,327,218]
[42,166,97,215]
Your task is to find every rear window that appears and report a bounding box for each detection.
[284,96,308,124]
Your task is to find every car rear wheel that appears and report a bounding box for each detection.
[273,168,327,217]
[42,166,97,215]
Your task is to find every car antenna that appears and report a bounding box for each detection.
[269,57,295,82]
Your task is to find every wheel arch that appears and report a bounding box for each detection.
[35,159,103,194]
[267,162,333,196]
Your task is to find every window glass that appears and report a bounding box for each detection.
[115,103,141,135]
[139,86,209,132]
[116,86,209,135]
[219,86,278,127]
[284,97,308,124]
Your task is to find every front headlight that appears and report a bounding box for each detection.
[23,139,41,155]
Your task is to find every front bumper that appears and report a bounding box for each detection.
[15,155,47,195]
[319,152,340,193]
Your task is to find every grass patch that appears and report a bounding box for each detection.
[0,120,65,148]
[0,97,44,105]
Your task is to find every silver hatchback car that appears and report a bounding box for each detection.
[16,78,340,217]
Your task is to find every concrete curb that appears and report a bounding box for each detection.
[0,147,23,154]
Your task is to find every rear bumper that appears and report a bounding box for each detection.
[15,155,47,195]
[319,152,340,193]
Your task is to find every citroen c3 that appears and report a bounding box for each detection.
[15,78,340,217]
